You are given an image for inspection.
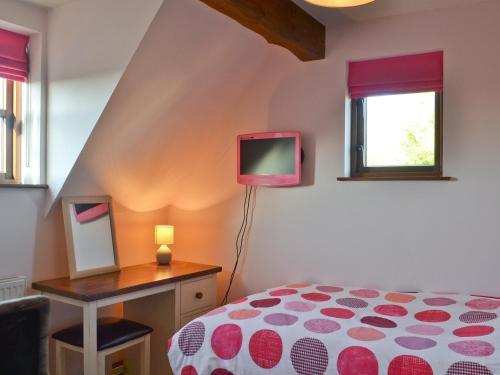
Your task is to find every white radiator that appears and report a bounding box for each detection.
[0,276,27,302]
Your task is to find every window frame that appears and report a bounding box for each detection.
[349,92,443,179]
[0,25,47,188]
[0,79,22,183]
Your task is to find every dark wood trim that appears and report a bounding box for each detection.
[350,98,365,176]
[350,168,443,178]
[338,176,454,182]
[435,92,444,176]
[0,183,48,189]
[350,92,444,178]
[4,80,14,180]
[198,0,325,61]
[32,261,222,302]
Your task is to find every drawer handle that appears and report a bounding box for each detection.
[195,292,204,299]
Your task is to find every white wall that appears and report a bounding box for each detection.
[63,0,500,303]
[0,0,46,31]
[1,1,163,372]
[62,0,286,264]
[46,0,164,207]
[167,0,500,299]
[0,0,47,185]
[3,0,498,322]
[0,186,86,373]
[0,0,53,283]
[0,0,165,294]
[1,0,499,371]
[0,189,64,283]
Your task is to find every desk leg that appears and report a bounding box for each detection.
[83,302,98,375]
[174,283,181,331]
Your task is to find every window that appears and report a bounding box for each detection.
[350,91,442,178]
[0,27,40,185]
[345,51,446,180]
[0,78,23,182]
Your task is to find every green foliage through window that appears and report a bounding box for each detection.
[366,92,436,167]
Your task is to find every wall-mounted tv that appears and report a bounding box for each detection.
[237,132,301,186]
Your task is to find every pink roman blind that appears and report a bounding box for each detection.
[348,51,443,99]
[0,28,29,82]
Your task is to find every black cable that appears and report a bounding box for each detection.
[238,186,251,256]
[222,185,254,305]
[238,186,252,258]
[222,186,249,305]
[225,185,252,304]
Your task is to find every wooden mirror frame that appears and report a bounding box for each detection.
[62,196,120,280]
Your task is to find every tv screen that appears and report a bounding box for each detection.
[237,132,301,186]
[240,137,296,176]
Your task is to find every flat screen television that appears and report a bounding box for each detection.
[237,132,301,186]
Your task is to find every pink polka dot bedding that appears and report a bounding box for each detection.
[167,284,500,374]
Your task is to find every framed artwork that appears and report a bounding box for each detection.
[62,196,120,279]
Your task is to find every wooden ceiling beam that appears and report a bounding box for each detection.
[199,0,326,61]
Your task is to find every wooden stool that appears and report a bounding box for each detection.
[53,317,152,375]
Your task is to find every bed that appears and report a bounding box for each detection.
[168,283,500,374]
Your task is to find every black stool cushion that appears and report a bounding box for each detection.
[53,317,153,351]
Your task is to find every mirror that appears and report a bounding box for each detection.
[62,196,120,279]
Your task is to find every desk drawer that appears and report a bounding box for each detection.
[181,276,216,314]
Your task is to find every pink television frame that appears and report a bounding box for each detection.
[237,131,302,186]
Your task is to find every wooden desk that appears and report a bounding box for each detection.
[33,261,222,375]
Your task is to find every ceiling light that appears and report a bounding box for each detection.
[304,0,375,8]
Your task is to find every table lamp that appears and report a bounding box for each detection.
[155,225,174,265]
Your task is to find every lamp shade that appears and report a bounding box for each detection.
[155,225,174,245]
[304,0,374,7]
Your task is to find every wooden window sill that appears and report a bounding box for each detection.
[337,176,455,182]
[0,183,48,189]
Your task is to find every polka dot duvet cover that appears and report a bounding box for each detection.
[168,284,500,374]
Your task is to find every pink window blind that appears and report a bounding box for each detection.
[348,51,443,99]
[0,28,29,82]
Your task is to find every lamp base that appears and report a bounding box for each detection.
[156,245,172,265]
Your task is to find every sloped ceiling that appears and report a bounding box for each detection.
[46,0,164,208]
[65,0,490,212]
[50,0,493,211]
[62,0,306,212]
[55,0,500,297]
